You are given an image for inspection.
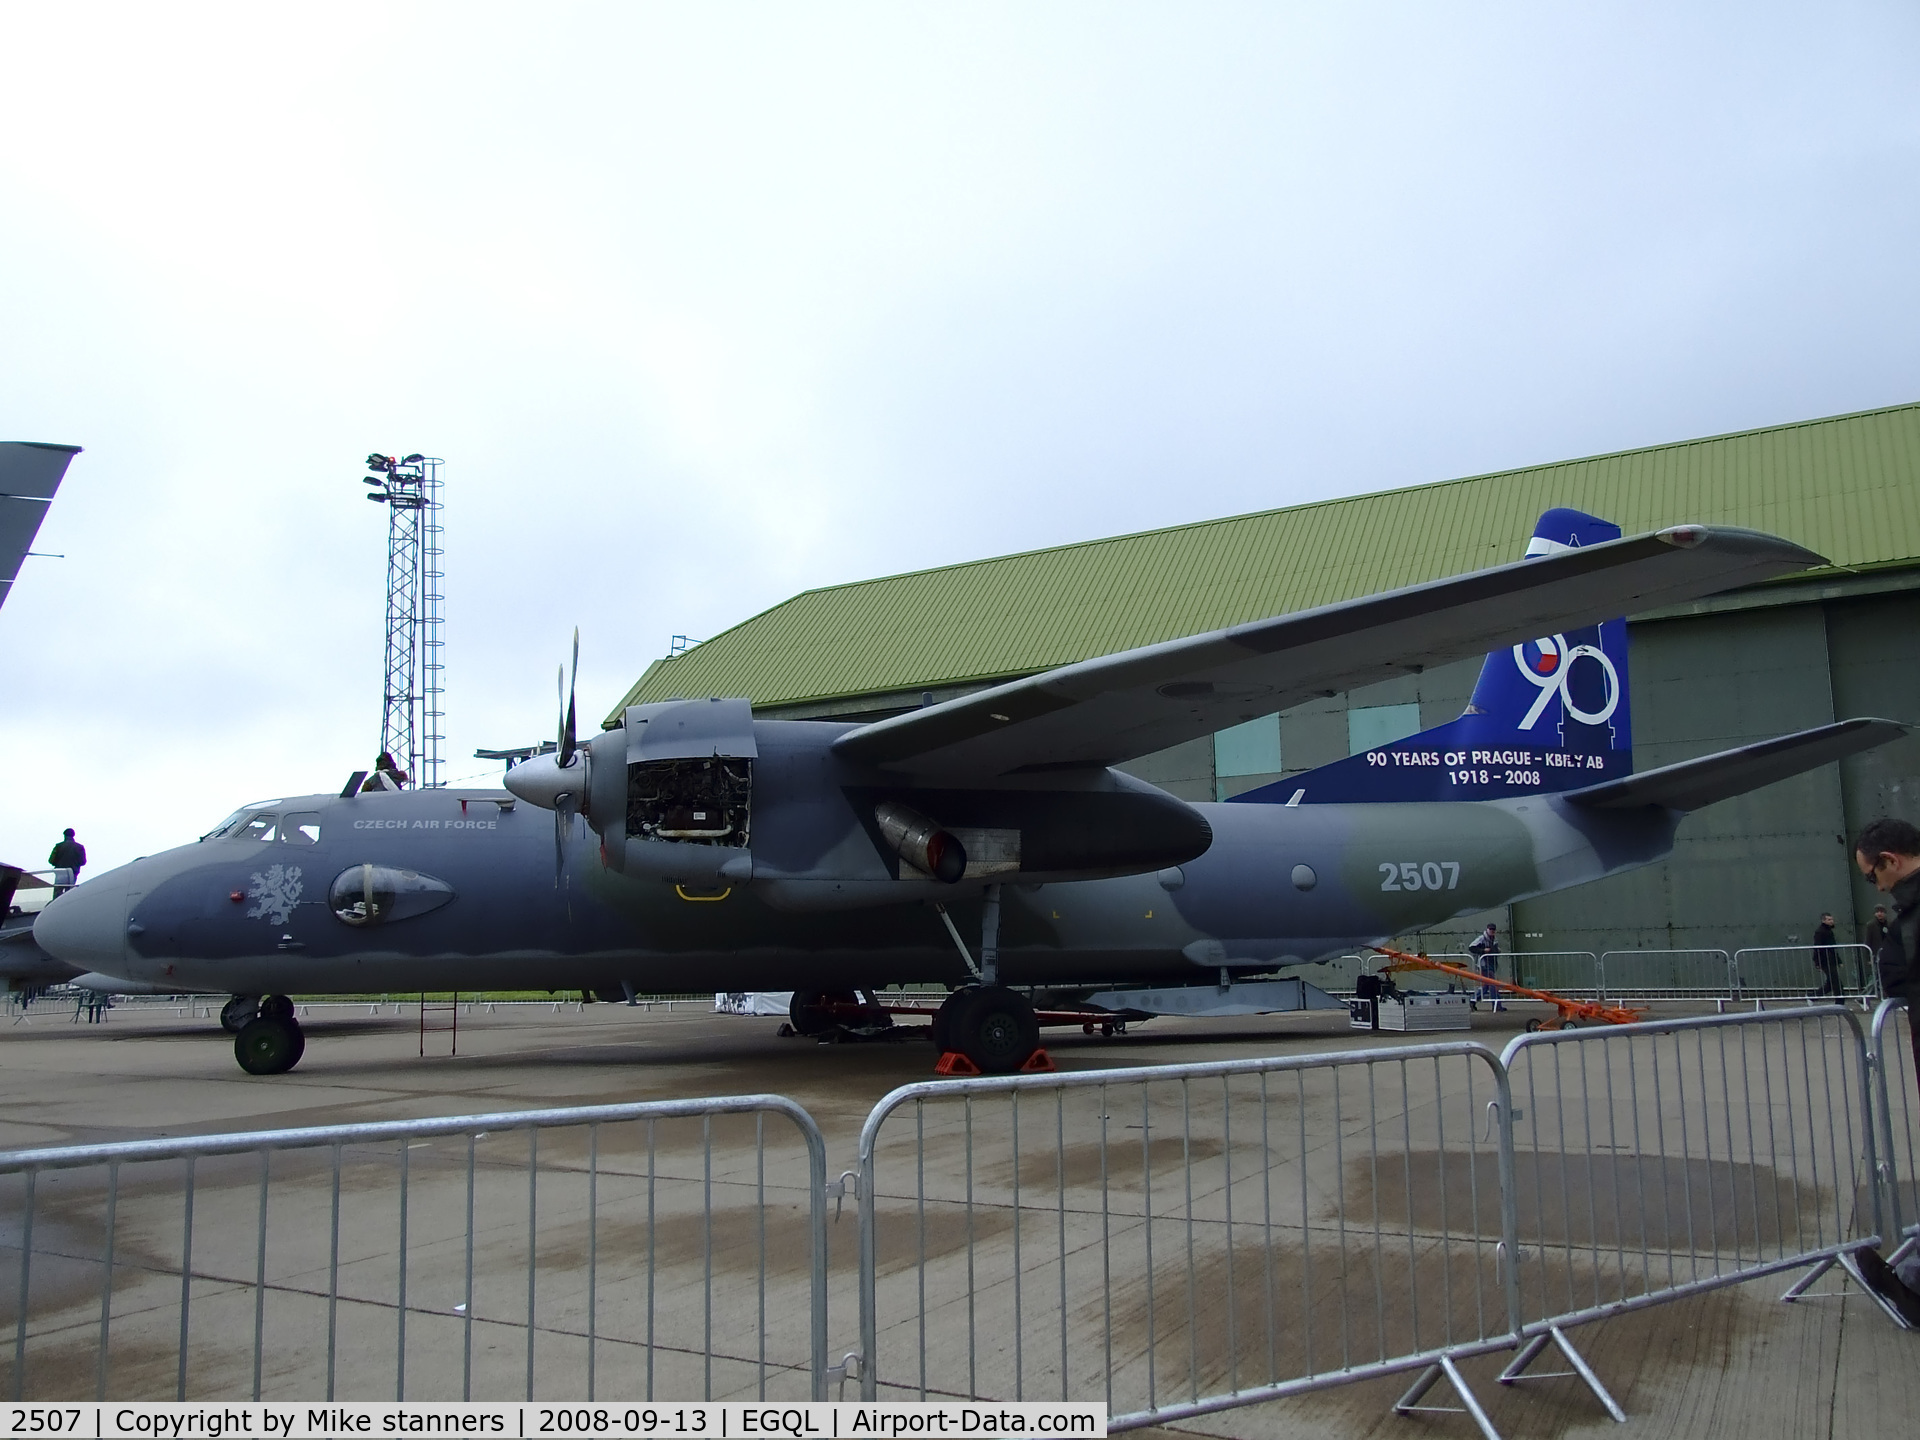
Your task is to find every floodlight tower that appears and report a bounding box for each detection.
[361,453,445,788]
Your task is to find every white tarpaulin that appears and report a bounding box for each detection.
[714,991,793,1016]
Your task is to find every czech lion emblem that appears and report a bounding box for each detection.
[246,864,304,925]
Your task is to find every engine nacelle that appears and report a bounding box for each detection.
[873,800,966,883]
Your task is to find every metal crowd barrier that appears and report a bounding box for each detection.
[6,1005,1914,1425]
[1870,998,1917,1262]
[1734,944,1877,1000]
[852,1043,1523,1429]
[1507,952,1602,997]
[1597,948,1735,1002]
[0,1096,829,1403]
[1497,1005,1881,1384]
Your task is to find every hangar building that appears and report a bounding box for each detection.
[614,403,1920,960]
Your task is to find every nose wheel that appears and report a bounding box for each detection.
[234,996,304,1075]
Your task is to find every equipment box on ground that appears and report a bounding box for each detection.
[1348,993,1472,1032]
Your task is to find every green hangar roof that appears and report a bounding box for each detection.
[614,401,1920,722]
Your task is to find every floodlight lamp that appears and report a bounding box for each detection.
[362,477,383,486]
[402,453,424,464]
[366,491,389,502]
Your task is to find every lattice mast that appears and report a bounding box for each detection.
[362,454,445,788]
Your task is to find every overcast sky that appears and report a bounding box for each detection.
[4,1,1918,873]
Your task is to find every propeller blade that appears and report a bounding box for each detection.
[558,628,580,769]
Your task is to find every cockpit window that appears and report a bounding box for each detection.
[201,800,289,842]
[283,813,321,845]
[201,808,252,841]
[241,814,278,843]
[329,865,456,927]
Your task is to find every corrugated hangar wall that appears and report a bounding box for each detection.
[618,402,1920,964]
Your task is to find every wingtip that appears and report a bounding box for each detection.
[1656,523,1827,571]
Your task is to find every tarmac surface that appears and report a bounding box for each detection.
[0,996,1910,1435]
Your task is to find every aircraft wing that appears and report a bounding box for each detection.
[0,442,82,613]
[1562,717,1908,812]
[832,525,1825,779]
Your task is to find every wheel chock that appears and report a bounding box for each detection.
[1019,1049,1056,1073]
[934,1051,982,1076]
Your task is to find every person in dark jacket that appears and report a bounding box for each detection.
[1812,913,1839,996]
[47,829,86,896]
[1850,817,1920,1323]
[1865,905,1891,993]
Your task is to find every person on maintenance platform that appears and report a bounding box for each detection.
[1849,817,1920,1322]
[47,828,85,896]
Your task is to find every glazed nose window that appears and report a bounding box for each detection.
[328,865,455,927]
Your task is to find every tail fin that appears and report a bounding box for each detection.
[1232,508,1633,805]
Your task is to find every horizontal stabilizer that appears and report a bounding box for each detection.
[1562,717,1907,812]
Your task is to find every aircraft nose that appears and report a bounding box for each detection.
[33,875,130,971]
[503,752,586,812]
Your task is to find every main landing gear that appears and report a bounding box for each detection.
[931,985,1041,1074]
[929,884,1046,1074]
[220,995,259,1033]
[234,994,304,1075]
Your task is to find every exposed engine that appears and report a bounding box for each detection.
[627,757,752,847]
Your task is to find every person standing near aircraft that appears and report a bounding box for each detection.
[1468,923,1503,1011]
[1865,904,1890,993]
[1850,817,1920,1322]
[1858,819,1920,1078]
[47,828,85,896]
[1812,912,1839,996]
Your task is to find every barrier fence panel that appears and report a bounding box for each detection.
[1597,949,1734,1003]
[0,1096,829,1403]
[1497,1006,1880,1359]
[1734,945,1878,1001]
[853,1044,1521,1430]
[1507,952,1602,998]
[1871,999,1917,1256]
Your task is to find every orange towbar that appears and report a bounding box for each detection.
[1367,942,1644,1030]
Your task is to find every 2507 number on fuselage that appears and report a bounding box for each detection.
[1378,861,1460,892]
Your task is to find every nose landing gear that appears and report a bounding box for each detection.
[234,995,304,1075]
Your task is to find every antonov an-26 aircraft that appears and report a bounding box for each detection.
[33,510,1906,1075]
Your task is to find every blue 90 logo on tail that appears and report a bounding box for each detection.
[1514,635,1621,732]
[1228,507,1635,807]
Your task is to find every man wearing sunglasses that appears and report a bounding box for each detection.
[1852,816,1920,1324]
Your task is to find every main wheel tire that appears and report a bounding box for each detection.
[258,994,295,1023]
[953,986,1040,1075]
[234,1016,305,1075]
[788,989,854,1037]
[220,996,260,1034]
[931,988,976,1053]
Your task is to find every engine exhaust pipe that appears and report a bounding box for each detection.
[875,801,967,884]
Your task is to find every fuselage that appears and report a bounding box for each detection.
[33,776,1679,996]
